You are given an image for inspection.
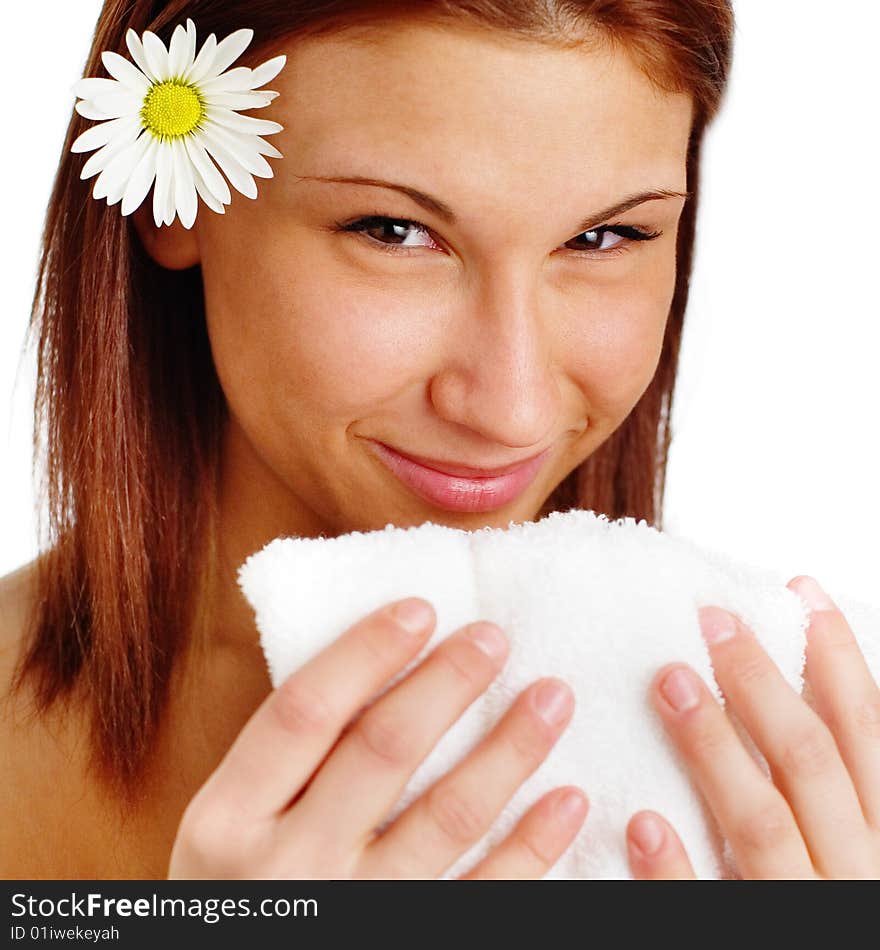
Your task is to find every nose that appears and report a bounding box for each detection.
[428,262,561,448]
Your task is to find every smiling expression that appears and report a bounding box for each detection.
[182,19,693,540]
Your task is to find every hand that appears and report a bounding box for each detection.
[624,575,880,879]
[168,597,587,879]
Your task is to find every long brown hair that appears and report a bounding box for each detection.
[11,0,734,808]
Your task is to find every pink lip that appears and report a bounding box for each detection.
[366,440,550,513]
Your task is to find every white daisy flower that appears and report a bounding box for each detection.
[70,18,286,229]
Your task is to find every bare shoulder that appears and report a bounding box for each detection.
[0,556,38,623]
[0,556,105,877]
[0,557,208,877]
[0,557,53,873]
[0,556,40,710]
[0,556,49,789]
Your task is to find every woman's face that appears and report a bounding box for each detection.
[180,20,693,540]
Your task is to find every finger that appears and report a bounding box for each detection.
[360,677,575,879]
[654,662,814,879]
[459,787,589,880]
[626,811,697,880]
[284,619,509,848]
[198,597,436,821]
[698,605,872,877]
[789,575,880,829]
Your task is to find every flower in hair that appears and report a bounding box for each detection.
[70,18,286,229]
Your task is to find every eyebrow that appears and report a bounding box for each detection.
[291,172,691,231]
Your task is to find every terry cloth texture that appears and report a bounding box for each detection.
[237,508,880,880]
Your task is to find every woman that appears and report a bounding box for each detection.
[2,0,878,880]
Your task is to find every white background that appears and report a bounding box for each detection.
[2,3,878,604]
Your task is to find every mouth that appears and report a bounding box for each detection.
[365,439,551,513]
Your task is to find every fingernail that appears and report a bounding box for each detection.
[630,814,665,857]
[793,576,835,613]
[533,679,573,726]
[391,598,433,635]
[554,790,587,825]
[660,668,701,712]
[467,621,508,660]
[698,605,736,645]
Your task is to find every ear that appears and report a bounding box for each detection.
[131,202,201,270]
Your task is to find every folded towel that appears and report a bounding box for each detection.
[237,508,880,880]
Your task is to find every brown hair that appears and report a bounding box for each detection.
[12,0,735,808]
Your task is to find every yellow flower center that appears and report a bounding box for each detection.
[140,80,204,139]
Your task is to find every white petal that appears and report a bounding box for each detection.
[153,144,172,228]
[89,89,143,119]
[80,139,126,180]
[185,19,198,74]
[193,129,257,199]
[183,33,217,86]
[204,106,282,137]
[73,77,121,100]
[126,29,157,82]
[223,90,279,110]
[252,136,283,160]
[164,165,178,226]
[201,121,273,178]
[172,138,198,229]
[191,162,226,215]
[71,115,133,154]
[105,134,152,206]
[168,23,189,78]
[121,136,159,215]
[101,51,150,95]
[79,116,143,178]
[202,90,276,111]
[200,29,254,83]
[249,55,286,89]
[183,135,231,205]
[93,133,146,202]
[198,66,254,95]
[142,31,171,83]
[75,99,114,121]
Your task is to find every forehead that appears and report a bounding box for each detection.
[269,21,692,207]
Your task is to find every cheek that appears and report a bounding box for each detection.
[203,248,428,429]
[568,254,676,416]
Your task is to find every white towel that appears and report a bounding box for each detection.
[237,508,880,880]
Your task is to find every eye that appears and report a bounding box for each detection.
[561,224,663,257]
[335,215,440,253]
[333,214,662,258]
